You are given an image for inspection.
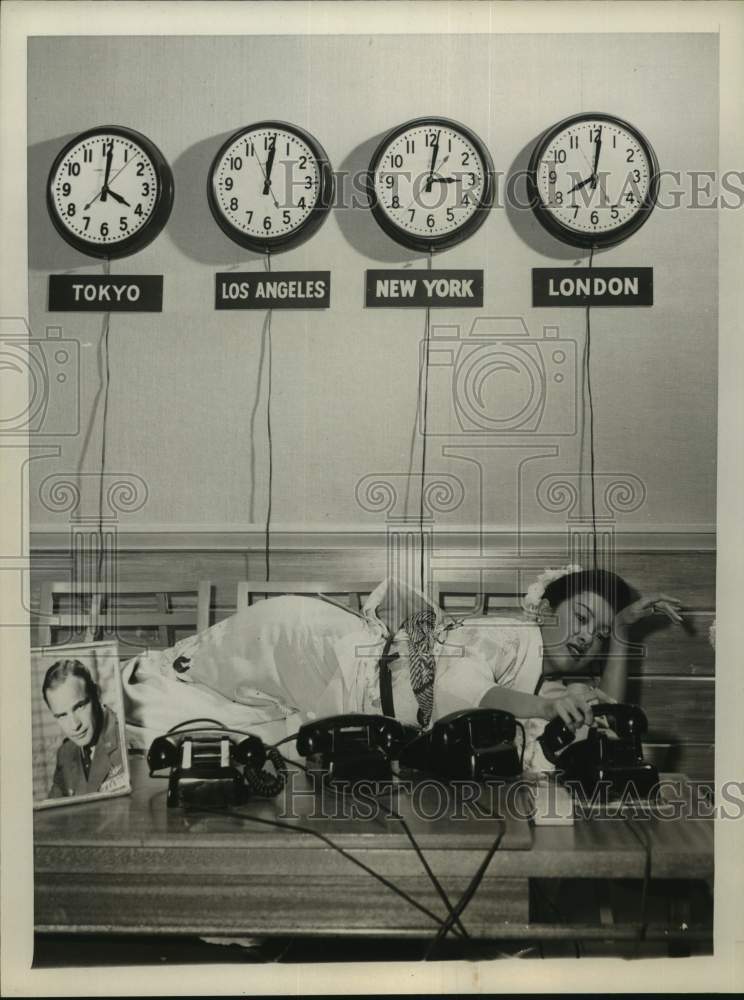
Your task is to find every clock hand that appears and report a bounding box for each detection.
[430,176,456,183]
[568,174,594,195]
[83,152,143,211]
[263,134,277,196]
[106,187,131,207]
[100,143,113,202]
[254,151,279,209]
[590,127,603,189]
[425,132,441,194]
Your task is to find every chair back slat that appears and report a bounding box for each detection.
[236,580,379,611]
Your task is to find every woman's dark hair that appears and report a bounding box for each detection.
[42,658,99,708]
[542,569,635,614]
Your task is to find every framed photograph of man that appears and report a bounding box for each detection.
[31,642,131,809]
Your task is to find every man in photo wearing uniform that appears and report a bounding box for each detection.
[42,659,125,799]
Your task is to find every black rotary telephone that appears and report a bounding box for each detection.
[537,703,659,801]
[398,709,522,782]
[148,722,287,808]
[296,713,418,782]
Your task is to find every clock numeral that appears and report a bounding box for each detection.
[446,207,455,222]
[136,162,146,176]
[246,211,253,223]
[461,152,470,166]
[548,170,557,184]
[425,133,438,147]
[611,206,619,220]
[124,149,128,162]
[554,149,567,164]
[101,140,113,156]
[83,216,91,230]
[462,194,470,206]
[230,197,239,211]
[389,154,403,168]
[83,148,93,163]
[263,216,272,231]
[134,203,143,217]
[298,197,306,209]
[229,155,243,170]
[554,191,563,205]
[569,136,578,149]
[224,177,234,191]
[384,175,395,190]
[304,176,313,190]
[626,148,635,162]
[61,182,71,197]
[66,203,76,217]
[142,182,150,196]
[299,155,308,169]
[264,136,273,150]
[391,195,400,209]
[100,222,109,237]
[589,127,601,142]
[426,214,435,228]
[409,209,416,222]
[245,142,255,157]
[67,162,81,177]
[119,216,128,232]
[286,142,290,156]
[572,206,579,220]
[632,169,641,183]
[612,135,617,148]
[282,210,291,224]
[625,192,635,204]
[467,172,476,187]
[405,139,415,153]
[590,211,599,225]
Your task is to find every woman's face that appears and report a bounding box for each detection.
[540,589,615,675]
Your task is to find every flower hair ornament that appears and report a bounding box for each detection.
[521,564,583,624]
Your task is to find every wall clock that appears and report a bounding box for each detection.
[366,116,495,253]
[527,112,659,249]
[47,125,174,259]
[207,121,334,253]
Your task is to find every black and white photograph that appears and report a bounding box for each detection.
[1,0,743,995]
[31,641,130,808]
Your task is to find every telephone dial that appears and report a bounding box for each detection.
[296,713,418,782]
[399,709,522,782]
[148,723,287,807]
[537,703,659,801]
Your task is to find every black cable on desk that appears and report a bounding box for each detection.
[424,829,505,960]
[192,803,451,933]
[279,752,469,941]
[624,815,652,950]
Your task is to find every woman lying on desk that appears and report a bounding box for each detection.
[121,568,683,764]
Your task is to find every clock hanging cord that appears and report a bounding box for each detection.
[419,250,434,593]
[96,256,112,589]
[584,245,598,569]
[263,250,274,582]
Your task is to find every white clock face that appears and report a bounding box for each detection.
[211,128,321,240]
[373,124,487,239]
[535,119,653,236]
[49,133,160,246]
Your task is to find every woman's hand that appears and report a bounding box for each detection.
[614,592,684,636]
[543,683,614,729]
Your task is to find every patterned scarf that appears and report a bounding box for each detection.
[403,608,438,727]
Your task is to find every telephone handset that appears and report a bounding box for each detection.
[538,703,659,801]
[399,708,522,781]
[296,713,418,782]
[148,724,287,807]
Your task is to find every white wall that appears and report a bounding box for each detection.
[26,33,718,535]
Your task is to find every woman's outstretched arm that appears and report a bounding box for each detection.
[601,592,684,703]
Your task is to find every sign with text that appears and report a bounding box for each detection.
[532,268,653,307]
[365,269,483,307]
[215,272,330,309]
[48,275,163,312]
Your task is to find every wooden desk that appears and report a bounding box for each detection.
[34,756,713,942]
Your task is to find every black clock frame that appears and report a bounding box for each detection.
[207,121,335,254]
[366,116,495,254]
[526,111,660,250]
[46,125,174,260]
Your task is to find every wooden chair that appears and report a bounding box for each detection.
[235,581,380,614]
[36,580,213,657]
[433,575,525,617]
